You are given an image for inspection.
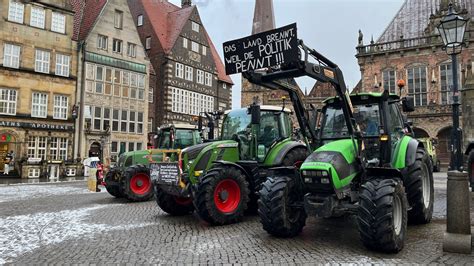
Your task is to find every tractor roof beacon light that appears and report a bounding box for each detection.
[437,3,468,55]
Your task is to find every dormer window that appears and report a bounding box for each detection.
[192,21,199,32]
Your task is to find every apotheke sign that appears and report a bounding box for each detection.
[0,121,73,131]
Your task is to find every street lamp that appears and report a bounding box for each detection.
[437,3,471,254]
[437,3,468,171]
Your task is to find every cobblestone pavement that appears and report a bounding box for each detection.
[0,173,473,264]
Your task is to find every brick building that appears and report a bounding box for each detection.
[356,0,474,168]
[128,0,233,136]
[0,0,78,178]
[71,0,151,164]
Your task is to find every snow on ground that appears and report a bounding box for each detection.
[0,184,103,203]
[0,204,153,264]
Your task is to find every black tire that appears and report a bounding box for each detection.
[104,168,124,198]
[358,178,408,253]
[404,148,434,224]
[282,147,308,167]
[155,185,194,216]
[468,151,474,192]
[123,164,154,202]
[193,167,250,225]
[258,176,306,237]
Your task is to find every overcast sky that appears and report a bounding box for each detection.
[169,0,405,108]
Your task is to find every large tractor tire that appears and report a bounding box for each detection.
[155,185,194,216]
[404,148,434,224]
[282,147,308,167]
[468,151,474,192]
[104,168,124,198]
[358,178,408,253]
[193,167,250,225]
[258,176,306,237]
[123,164,153,202]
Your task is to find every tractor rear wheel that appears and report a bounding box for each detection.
[155,186,194,216]
[358,178,408,253]
[193,167,250,225]
[404,148,434,224]
[468,151,474,192]
[104,168,124,198]
[258,176,306,237]
[123,164,153,202]
[282,147,308,167]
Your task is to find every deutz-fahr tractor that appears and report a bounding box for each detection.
[248,37,433,252]
[104,124,203,201]
[152,104,309,221]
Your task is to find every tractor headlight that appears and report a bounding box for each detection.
[321,178,330,184]
[302,170,330,183]
[304,177,313,183]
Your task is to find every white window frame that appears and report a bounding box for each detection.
[50,137,68,160]
[149,87,153,103]
[53,95,68,120]
[3,44,20,69]
[407,66,428,107]
[97,35,108,50]
[148,118,153,133]
[382,69,396,94]
[137,112,144,134]
[35,49,50,73]
[145,37,151,50]
[205,72,212,87]
[55,54,70,77]
[127,43,137,57]
[175,63,184,78]
[31,92,48,118]
[30,6,45,29]
[0,88,17,115]
[191,41,199,53]
[27,136,47,160]
[51,12,66,34]
[202,46,207,56]
[192,21,199,32]
[8,0,24,24]
[114,10,123,29]
[129,111,136,133]
[137,15,143,26]
[185,66,193,81]
[196,70,204,84]
[183,37,188,48]
[112,39,122,53]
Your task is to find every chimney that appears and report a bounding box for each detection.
[182,0,191,8]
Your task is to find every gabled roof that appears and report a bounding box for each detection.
[70,0,107,41]
[377,0,474,43]
[141,0,232,84]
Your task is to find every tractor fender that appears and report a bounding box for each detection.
[269,141,307,166]
[465,142,474,155]
[210,160,252,180]
[406,138,422,167]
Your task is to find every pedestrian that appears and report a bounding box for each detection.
[8,150,14,172]
[3,152,12,175]
[95,160,104,192]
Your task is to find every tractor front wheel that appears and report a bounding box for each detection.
[193,167,250,225]
[258,176,306,237]
[404,148,434,224]
[155,185,194,216]
[468,151,474,192]
[104,168,124,198]
[123,164,153,202]
[358,178,408,253]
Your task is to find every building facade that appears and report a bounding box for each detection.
[72,0,150,164]
[0,0,78,178]
[356,0,474,168]
[128,0,233,135]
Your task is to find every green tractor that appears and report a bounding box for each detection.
[418,137,441,172]
[151,104,309,222]
[104,124,203,201]
[246,39,434,253]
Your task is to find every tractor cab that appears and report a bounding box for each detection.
[156,124,202,150]
[221,105,292,162]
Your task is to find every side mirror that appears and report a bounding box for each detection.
[402,97,415,112]
[249,104,261,125]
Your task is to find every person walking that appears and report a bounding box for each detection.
[4,152,12,175]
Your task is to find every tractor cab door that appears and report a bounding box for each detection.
[256,111,290,162]
[386,102,407,163]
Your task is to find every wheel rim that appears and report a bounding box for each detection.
[130,173,151,195]
[174,196,192,206]
[213,179,241,213]
[421,162,431,208]
[393,193,402,235]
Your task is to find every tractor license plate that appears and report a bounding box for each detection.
[150,163,180,185]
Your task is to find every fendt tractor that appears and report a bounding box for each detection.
[103,124,204,201]
[223,24,432,253]
[152,104,309,220]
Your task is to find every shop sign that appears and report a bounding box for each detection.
[0,121,73,131]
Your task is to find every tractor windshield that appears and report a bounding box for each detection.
[157,129,200,149]
[321,103,380,139]
[221,109,251,140]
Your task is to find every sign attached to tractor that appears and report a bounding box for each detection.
[223,23,298,75]
[150,163,180,184]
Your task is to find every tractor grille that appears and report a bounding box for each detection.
[301,170,334,194]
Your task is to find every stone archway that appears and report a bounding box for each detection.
[436,126,452,169]
[88,142,102,159]
[413,127,430,138]
[0,130,20,173]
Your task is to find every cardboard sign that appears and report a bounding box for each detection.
[150,163,179,184]
[223,23,298,75]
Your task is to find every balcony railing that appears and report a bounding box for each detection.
[356,31,473,56]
